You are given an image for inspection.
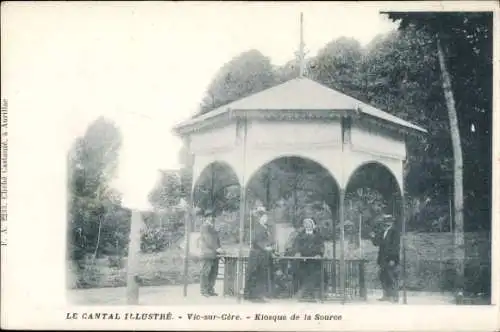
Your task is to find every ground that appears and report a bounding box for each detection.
[68,280,456,306]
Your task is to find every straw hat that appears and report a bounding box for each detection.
[381,214,395,223]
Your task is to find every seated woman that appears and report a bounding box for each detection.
[292,218,324,301]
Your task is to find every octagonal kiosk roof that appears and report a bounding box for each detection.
[173,77,426,192]
[174,77,426,134]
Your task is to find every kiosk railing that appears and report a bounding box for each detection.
[220,255,367,301]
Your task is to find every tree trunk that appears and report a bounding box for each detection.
[436,36,465,290]
[92,216,103,263]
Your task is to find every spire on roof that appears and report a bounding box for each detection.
[294,12,307,78]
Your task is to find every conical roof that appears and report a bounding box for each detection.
[174,77,426,134]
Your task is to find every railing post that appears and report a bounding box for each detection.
[359,260,367,300]
[320,259,324,302]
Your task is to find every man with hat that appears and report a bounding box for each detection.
[199,209,223,297]
[243,206,275,302]
[369,214,400,303]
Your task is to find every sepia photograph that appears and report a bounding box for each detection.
[1,1,498,331]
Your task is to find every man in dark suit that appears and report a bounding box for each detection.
[199,209,222,297]
[370,215,400,303]
[244,206,275,302]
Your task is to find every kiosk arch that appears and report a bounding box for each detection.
[344,161,404,234]
[192,161,241,217]
[245,155,341,216]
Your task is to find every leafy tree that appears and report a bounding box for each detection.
[345,188,387,246]
[359,27,454,231]
[309,37,364,99]
[148,171,182,211]
[386,11,493,291]
[67,117,126,261]
[198,49,278,115]
[178,144,194,199]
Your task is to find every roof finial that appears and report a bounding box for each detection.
[295,12,307,78]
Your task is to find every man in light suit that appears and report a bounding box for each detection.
[199,209,223,297]
[370,215,400,303]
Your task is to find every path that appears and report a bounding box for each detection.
[68,281,455,305]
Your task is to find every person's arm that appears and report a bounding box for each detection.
[215,230,223,253]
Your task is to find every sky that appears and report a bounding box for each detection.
[3,2,398,209]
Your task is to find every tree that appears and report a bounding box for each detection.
[148,170,182,211]
[308,37,364,99]
[386,12,493,291]
[68,117,125,261]
[359,27,456,232]
[198,49,277,115]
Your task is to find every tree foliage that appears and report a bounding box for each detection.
[67,117,130,261]
[148,171,182,211]
[309,37,365,99]
[385,12,493,232]
[198,50,278,114]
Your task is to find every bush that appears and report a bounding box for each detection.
[464,260,491,296]
[107,256,124,268]
[77,264,103,289]
[69,248,204,289]
[141,228,170,253]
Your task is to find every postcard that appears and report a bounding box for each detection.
[1,1,498,330]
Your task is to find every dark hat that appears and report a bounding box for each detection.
[201,209,214,218]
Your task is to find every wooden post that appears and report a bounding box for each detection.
[330,202,336,293]
[236,118,248,302]
[126,209,143,304]
[401,193,407,304]
[358,214,362,252]
[237,185,246,302]
[210,164,215,213]
[339,189,346,302]
[182,152,195,297]
[182,198,192,297]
